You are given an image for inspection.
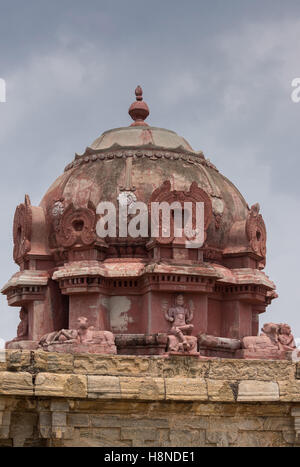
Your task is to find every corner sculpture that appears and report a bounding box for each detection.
[1,86,296,360]
[240,322,297,357]
[199,322,299,360]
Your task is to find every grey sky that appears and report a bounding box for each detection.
[0,0,300,340]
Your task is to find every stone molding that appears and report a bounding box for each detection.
[64,145,219,174]
[0,351,299,401]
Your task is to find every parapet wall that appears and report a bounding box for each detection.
[0,351,300,446]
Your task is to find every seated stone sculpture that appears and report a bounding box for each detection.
[5,308,35,350]
[238,322,297,359]
[242,323,279,351]
[164,294,198,355]
[197,322,297,359]
[38,316,116,354]
[14,307,28,341]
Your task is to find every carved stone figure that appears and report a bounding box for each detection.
[39,328,78,347]
[277,323,296,351]
[38,316,116,354]
[7,307,29,343]
[242,322,279,351]
[5,307,32,349]
[238,322,297,359]
[164,294,198,354]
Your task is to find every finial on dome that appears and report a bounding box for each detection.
[128,85,149,126]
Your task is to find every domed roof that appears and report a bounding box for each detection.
[89,126,195,153]
[39,86,266,267]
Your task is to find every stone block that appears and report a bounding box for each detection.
[35,373,87,398]
[150,356,209,378]
[237,380,279,401]
[120,377,165,400]
[165,378,207,401]
[208,359,294,381]
[6,350,31,371]
[39,411,51,427]
[296,363,300,379]
[50,400,70,412]
[34,351,74,373]
[73,354,151,376]
[121,427,158,446]
[0,372,33,396]
[52,411,67,427]
[207,379,235,401]
[87,376,121,399]
[206,430,238,447]
[68,413,90,427]
[0,350,7,371]
[237,430,286,447]
[279,380,300,401]
[168,429,205,447]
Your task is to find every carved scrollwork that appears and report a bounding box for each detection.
[55,202,96,248]
[13,194,32,264]
[148,180,212,245]
[246,203,267,265]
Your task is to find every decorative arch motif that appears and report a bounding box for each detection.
[55,202,96,248]
[148,180,212,245]
[246,203,267,265]
[13,194,32,264]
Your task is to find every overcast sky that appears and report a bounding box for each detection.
[0,0,300,341]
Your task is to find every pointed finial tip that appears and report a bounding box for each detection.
[135,85,143,101]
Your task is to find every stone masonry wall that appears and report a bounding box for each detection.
[0,351,300,446]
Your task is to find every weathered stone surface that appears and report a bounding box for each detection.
[150,356,209,378]
[6,350,32,371]
[74,355,151,376]
[237,380,279,401]
[208,359,295,381]
[207,379,236,401]
[0,371,33,396]
[206,429,238,447]
[120,377,165,400]
[296,363,300,379]
[34,351,74,373]
[35,373,87,398]
[165,378,207,401]
[87,376,121,399]
[168,429,206,447]
[263,416,294,431]
[237,431,287,447]
[121,427,158,446]
[0,353,299,446]
[279,380,300,401]
[68,413,90,427]
[0,350,7,371]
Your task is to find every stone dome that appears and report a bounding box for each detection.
[89,126,194,152]
[40,120,264,267]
